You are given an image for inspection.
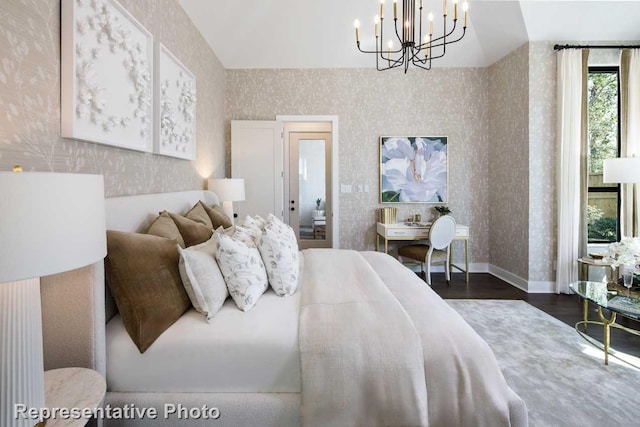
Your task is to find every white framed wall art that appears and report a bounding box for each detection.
[154,44,196,160]
[61,0,154,152]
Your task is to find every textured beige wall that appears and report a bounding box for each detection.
[226,68,490,259]
[488,44,530,279]
[0,0,226,197]
[528,42,557,282]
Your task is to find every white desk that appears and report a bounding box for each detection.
[376,222,470,283]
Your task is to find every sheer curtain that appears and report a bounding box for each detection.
[556,49,589,294]
[620,49,640,237]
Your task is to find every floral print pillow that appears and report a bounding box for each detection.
[213,229,268,311]
[257,216,300,296]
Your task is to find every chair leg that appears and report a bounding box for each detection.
[425,256,432,286]
[445,246,451,285]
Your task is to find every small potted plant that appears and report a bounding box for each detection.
[313,198,325,218]
[433,205,452,217]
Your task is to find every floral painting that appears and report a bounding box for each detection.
[380,136,448,203]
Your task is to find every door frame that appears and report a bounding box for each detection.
[277,115,339,249]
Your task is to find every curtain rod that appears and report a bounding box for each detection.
[554,44,640,51]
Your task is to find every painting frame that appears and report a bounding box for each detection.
[60,0,154,152]
[379,136,449,204]
[153,43,197,160]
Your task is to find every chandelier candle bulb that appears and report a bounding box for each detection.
[453,0,458,20]
[354,19,360,42]
[463,1,468,27]
[380,0,384,20]
[419,0,423,9]
[394,0,398,20]
[428,12,434,34]
[375,15,380,37]
[443,0,447,16]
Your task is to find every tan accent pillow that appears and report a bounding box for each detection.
[185,202,213,229]
[105,231,191,353]
[201,202,232,229]
[147,211,186,248]
[165,211,213,247]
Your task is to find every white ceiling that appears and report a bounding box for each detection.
[178,0,640,69]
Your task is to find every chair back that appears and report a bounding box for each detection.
[429,215,456,250]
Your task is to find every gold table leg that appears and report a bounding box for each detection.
[597,307,617,365]
[384,238,388,254]
[377,234,380,252]
[583,298,589,332]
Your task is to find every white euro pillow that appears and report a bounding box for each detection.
[258,215,300,296]
[177,236,228,321]
[213,229,269,311]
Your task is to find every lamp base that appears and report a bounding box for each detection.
[221,201,236,225]
[0,278,45,427]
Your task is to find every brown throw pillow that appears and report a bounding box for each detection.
[165,211,213,247]
[185,202,213,229]
[201,202,232,229]
[147,211,186,248]
[105,231,191,353]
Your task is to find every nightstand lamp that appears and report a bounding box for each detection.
[208,178,245,225]
[604,156,640,236]
[0,172,106,427]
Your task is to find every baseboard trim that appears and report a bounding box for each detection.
[527,281,556,293]
[488,265,557,293]
[488,264,528,292]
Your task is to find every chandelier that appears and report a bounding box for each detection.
[354,0,469,73]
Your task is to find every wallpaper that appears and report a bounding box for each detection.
[226,68,491,262]
[528,42,557,282]
[0,0,226,197]
[488,44,530,280]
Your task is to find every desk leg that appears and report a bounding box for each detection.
[465,238,469,283]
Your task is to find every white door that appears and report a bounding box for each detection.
[288,132,333,249]
[231,120,283,221]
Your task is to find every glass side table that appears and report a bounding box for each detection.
[570,281,640,365]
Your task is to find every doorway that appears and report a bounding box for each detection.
[288,130,333,249]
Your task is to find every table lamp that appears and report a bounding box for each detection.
[603,157,640,184]
[208,178,245,225]
[0,172,107,427]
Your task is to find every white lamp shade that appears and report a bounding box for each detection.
[603,158,640,183]
[208,178,246,202]
[0,172,107,282]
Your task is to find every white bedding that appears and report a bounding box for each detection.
[106,288,302,393]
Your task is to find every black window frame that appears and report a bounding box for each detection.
[587,66,621,244]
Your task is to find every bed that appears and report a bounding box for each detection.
[42,190,527,427]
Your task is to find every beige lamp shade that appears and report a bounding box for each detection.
[603,157,640,183]
[208,178,246,202]
[0,172,107,282]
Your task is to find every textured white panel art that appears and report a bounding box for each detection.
[154,43,197,160]
[61,0,153,152]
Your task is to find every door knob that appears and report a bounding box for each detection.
[290,200,295,204]
[290,207,295,211]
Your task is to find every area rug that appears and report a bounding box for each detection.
[447,299,640,427]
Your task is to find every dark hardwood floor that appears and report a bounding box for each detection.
[428,272,640,358]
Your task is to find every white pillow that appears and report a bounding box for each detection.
[258,216,300,296]
[214,229,269,311]
[177,236,228,321]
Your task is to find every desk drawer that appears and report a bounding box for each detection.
[387,228,429,238]
[455,228,469,238]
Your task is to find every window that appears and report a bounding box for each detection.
[587,67,620,243]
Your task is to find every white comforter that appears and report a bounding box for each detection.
[300,249,527,427]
